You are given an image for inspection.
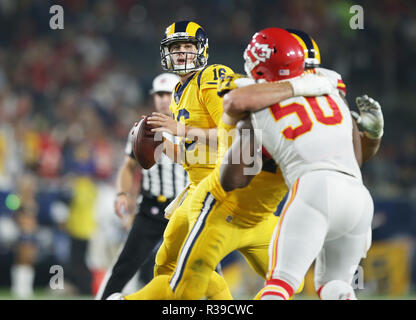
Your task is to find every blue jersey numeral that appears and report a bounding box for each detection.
[213,68,226,81]
[176,108,195,151]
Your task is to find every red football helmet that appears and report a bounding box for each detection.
[244,28,305,82]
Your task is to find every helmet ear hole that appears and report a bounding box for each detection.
[256,71,264,76]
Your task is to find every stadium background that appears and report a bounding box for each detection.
[0,0,414,299]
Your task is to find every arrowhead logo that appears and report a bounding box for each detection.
[250,43,273,62]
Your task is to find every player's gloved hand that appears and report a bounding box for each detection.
[217,73,257,97]
[351,95,384,139]
[286,73,338,97]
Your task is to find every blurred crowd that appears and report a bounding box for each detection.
[0,0,414,298]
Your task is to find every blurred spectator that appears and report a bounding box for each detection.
[11,173,39,299]
[63,174,97,296]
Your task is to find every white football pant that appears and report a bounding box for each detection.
[268,170,374,293]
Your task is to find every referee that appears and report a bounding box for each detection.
[96,73,188,300]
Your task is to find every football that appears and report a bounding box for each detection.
[131,116,163,169]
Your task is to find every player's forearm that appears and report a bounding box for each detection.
[352,118,363,167]
[352,129,381,166]
[361,134,381,163]
[223,82,293,115]
[220,140,255,192]
[163,138,182,163]
[116,159,138,195]
[352,115,381,165]
[219,118,261,191]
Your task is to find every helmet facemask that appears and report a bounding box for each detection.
[244,46,262,80]
[304,57,320,69]
[160,35,208,75]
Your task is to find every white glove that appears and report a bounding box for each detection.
[286,73,338,97]
[233,77,266,88]
[351,95,384,139]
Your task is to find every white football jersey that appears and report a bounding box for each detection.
[314,67,346,96]
[252,92,361,187]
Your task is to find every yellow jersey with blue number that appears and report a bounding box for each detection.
[170,64,234,186]
[195,119,288,226]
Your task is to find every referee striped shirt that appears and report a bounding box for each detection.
[125,127,188,201]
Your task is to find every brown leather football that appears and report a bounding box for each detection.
[131,116,163,169]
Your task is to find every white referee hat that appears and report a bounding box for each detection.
[150,73,179,94]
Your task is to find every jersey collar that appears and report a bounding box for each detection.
[174,72,196,104]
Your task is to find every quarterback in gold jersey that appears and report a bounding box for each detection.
[120,21,235,300]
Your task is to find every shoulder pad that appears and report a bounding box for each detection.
[198,64,234,90]
[315,67,346,96]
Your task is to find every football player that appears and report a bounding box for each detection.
[115,20,237,300]
[121,28,341,300]
[219,28,384,300]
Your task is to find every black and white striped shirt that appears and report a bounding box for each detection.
[125,127,188,202]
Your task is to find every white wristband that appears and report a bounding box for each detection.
[287,74,336,97]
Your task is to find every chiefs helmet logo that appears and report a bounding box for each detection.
[250,43,273,62]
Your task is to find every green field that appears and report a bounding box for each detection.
[0,288,415,300]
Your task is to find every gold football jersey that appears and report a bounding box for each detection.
[170,64,234,185]
[204,119,288,226]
